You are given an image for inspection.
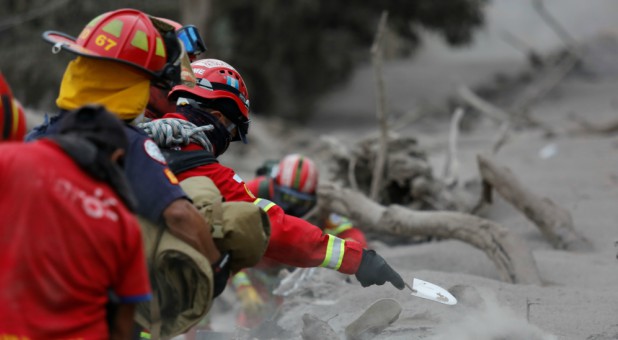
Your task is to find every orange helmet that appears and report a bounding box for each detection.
[0,73,27,141]
[42,8,186,89]
[169,59,250,143]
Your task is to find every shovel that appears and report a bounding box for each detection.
[405,278,457,305]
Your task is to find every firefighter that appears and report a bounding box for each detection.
[248,153,368,246]
[26,8,223,266]
[233,154,368,327]
[0,72,27,141]
[0,105,150,339]
[140,58,405,292]
[25,10,228,338]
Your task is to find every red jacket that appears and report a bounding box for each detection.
[0,140,150,339]
[165,114,363,274]
[246,176,367,248]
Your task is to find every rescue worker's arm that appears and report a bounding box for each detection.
[109,304,136,340]
[264,210,404,289]
[338,228,368,248]
[163,198,221,264]
[262,208,364,274]
[189,164,403,288]
[324,214,368,248]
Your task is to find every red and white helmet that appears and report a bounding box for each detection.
[42,8,188,89]
[275,154,319,194]
[169,58,250,142]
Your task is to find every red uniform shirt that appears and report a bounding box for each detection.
[0,140,151,339]
[246,177,368,248]
[162,114,364,274]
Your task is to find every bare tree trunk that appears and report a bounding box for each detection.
[477,154,592,251]
[369,11,389,201]
[318,183,543,285]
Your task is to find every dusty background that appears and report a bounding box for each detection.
[209,1,618,339]
[16,1,617,339]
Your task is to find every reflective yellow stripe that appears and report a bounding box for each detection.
[320,234,345,271]
[330,222,353,236]
[139,331,152,339]
[232,271,251,287]
[155,37,165,57]
[131,30,149,51]
[86,14,104,27]
[102,19,124,38]
[253,198,275,212]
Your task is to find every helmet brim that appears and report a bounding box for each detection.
[238,126,248,144]
[43,31,106,59]
[42,30,159,79]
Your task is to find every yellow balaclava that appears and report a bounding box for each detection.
[56,56,151,120]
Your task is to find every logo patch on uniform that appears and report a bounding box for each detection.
[244,184,255,199]
[164,168,179,184]
[144,139,166,164]
[233,173,244,183]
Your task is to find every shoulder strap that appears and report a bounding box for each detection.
[162,149,218,175]
[257,178,272,199]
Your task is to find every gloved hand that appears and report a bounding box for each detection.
[212,252,231,298]
[237,285,264,316]
[354,249,405,290]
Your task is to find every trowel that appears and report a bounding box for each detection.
[405,278,457,305]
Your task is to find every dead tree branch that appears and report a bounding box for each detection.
[531,0,580,56]
[370,11,390,201]
[317,182,543,284]
[511,52,579,114]
[457,85,510,123]
[443,107,465,187]
[568,115,618,136]
[492,121,512,155]
[500,30,544,68]
[477,154,592,251]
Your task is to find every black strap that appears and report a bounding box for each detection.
[162,149,218,175]
[258,178,272,200]
[1,95,13,140]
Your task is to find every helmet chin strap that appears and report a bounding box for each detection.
[176,104,232,157]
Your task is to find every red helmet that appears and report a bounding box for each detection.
[0,73,27,141]
[275,154,319,194]
[42,8,186,89]
[169,59,250,142]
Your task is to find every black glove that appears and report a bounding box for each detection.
[212,252,231,298]
[355,249,405,290]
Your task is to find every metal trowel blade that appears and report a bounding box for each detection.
[406,278,457,305]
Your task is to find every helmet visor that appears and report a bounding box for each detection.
[177,25,207,56]
[273,185,316,217]
[149,16,196,90]
[178,43,196,88]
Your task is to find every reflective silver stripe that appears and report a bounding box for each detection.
[320,234,345,270]
[253,198,275,212]
[331,222,353,236]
